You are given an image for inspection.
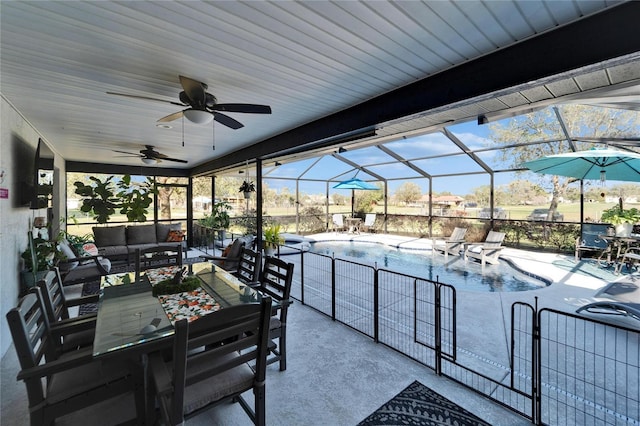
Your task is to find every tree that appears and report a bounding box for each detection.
[394,182,422,205]
[489,105,640,217]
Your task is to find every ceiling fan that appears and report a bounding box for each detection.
[107,75,272,129]
[113,145,188,165]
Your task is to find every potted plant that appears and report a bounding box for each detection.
[239,181,256,199]
[600,206,640,237]
[197,201,232,245]
[263,224,284,256]
[20,232,59,292]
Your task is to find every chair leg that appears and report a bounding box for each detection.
[279,330,286,371]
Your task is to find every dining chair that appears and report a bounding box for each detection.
[6,287,139,426]
[134,243,183,282]
[251,256,295,371]
[36,267,97,352]
[147,297,273,426]
[233,247,263,284]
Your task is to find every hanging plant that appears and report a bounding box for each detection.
[239,181,256,193]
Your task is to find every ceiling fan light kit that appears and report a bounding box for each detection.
[184,109,214,124]
[108,75,271,129]
[141,157,157,165]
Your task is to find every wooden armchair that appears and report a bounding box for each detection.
[147,297,272,425]
[432,227,467,257]
[250,256,295,371]
[37,268,97,352]
[464,231,506,266]
[6,288,139,425]
[134,243,183,282]
[233,247,263,284]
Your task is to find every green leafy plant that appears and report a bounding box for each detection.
[21,235,57,272]
[74,174,156,223]
[117,175,157,222]
[263,224,284,249]
[74,176,119,223]
[600,206,640,225]
[152,276,201,296]
[239,181,255,193]
[198,201,232,229]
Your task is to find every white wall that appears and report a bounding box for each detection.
[0,96,65,357]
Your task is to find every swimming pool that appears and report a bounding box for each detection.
[309,241,548,292]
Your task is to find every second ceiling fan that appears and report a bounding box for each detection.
[108,75,271,129]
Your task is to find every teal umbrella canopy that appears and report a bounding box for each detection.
[333,178,379,216]
[521,148,640,182]
[333,178,379,190]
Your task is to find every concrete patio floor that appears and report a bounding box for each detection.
[2,232,637,425]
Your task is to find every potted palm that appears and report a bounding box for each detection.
[239,181,256,199]
[600,206,640,237]
[263,224,284,257]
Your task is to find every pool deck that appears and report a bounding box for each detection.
[306,231,638,329]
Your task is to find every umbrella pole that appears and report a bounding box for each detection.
[351,189,354,217]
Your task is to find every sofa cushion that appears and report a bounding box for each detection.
[93,226,126,247]
[156,224,171,243]
[98,245,129,258]
[127,224,157,245]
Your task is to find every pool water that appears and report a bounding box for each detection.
[309,241,547,292]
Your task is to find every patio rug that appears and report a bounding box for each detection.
[78,256,207,316]
[357,380,490,426]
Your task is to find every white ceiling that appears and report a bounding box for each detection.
[1,1,639,173]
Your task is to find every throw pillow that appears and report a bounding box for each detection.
[82,243,99,256]
[166,230,185,242]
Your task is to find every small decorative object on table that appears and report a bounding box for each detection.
[152,270,201,296]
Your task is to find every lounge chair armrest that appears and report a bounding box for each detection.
[57,255,110,275]
[17,347,94,380]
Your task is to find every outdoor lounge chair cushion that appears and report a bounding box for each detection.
[126,224,157,245]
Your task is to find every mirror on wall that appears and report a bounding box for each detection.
[32,138,54,210]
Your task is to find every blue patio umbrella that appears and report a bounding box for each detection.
[333,178,379,216]
[521,148,640,182]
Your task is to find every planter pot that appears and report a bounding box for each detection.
[20,270,48,295]
[244,191,252,199]
[264,246,275,257]
[615,223,633,237]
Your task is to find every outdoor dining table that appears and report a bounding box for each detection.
[93,261,268,358]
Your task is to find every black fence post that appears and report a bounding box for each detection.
[300,247,305,305]
[331,254,336,321]
[373,267,379,343]
[434,280,442,376]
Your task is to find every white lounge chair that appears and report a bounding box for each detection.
[361,213,376,233]
[432,227,467,258]
[464,231,506,266]
[332,214,345,233]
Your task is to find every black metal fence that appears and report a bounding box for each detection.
[278,245,639,425]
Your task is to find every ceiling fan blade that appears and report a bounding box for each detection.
[213,112,244,130]
[159,156,188,164]
[107,92,185,107]
[211,103,272,114]
[158,111,184,123]
[112,149,142,157]
[179,75,206,107]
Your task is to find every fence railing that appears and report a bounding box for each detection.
[277,244,639,425]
